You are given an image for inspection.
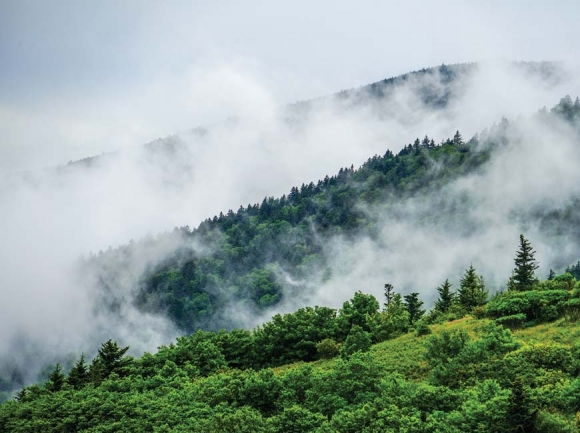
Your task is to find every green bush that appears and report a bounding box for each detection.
[414,320,432,337]
[495,313,527,329]
[316,338,341,359]
[485,290,570,323]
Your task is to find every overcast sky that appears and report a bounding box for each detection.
[1,0,578,173]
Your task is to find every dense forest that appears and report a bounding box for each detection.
[3,233,580,431]
[83,94,580,336]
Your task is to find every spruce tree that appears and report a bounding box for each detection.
[91,340,132,382]
[46,363,65,392]
[403,292,425,325]
[458,266,487,311]
[453,130,463,145]
[67,354,89,390]
[434,279,455,313]
[511,234,539,291]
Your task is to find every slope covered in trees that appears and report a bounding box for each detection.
[84,94,580,336]
[3,240,580,431]
[86,130,490,333]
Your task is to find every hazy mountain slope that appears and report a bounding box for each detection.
[1,62,579,401]
[80,96,580,337]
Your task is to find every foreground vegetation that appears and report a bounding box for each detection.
[3,239,580,431]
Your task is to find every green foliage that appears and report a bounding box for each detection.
[425,323,520,388]
[414,320,432,337]
[566,261,580,280]
[510,234,539,291]
[457,265,487,311]
[434,279,455,313]
[563,298,580,322]
[3,307,580,431]
[255,305,339,366]
[368,293,410,342]
[403,292,425,325]
[45,364,65,393]
[316,338,340,359]
[484,289,570,323]
[67,354,89,390]
[494,313,527,329]
[340,326,372,359]
[338,291,380,334]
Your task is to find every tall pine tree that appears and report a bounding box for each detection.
[510,234,539,291]
[434,279,455,313]
[46,364,65,392]
[403,292,425,325]
[67,354,89,390]
[458,266,487,311]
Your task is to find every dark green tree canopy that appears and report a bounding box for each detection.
[67,354,89,390]
[434,279,455,313]
[403,292,425,325]
[90,340,132,383]
[46,364,65,393]
[458,265,487,311]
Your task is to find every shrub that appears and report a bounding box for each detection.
[484,290,570,323]
[414,320,432,337]
[494,313,527,329]
[316,338,341,359]
[340,326,372,359]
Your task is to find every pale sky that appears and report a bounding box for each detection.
[0,0,578,172]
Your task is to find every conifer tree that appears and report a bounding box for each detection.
[383,283,394,308]
[510,234,539,291]
[548,269,555,280]
[14,388,27,402]
[90,340,132,383]
[458,266,487,311]
[67,354,89,390]
[403,292,425,325]
[434,279,455,313]
[46,363,65,392]
[453,130,463,145]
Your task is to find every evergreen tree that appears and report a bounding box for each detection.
[67,354,89,390]
[383,283,394,308]
[458,265,487,311]
[91,340,132,383]
[403,292,425,325]
[46,363,65,392]
[511,234,539,291]
[453,130,463,146]
[434,279,455,313]
[14,388,27,402]
[548,269,556,280]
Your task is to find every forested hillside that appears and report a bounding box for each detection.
[86,129,488,333]
[3,238,580,431]
[84,95,580,336]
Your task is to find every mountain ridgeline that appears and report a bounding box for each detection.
[84,95,580,335]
